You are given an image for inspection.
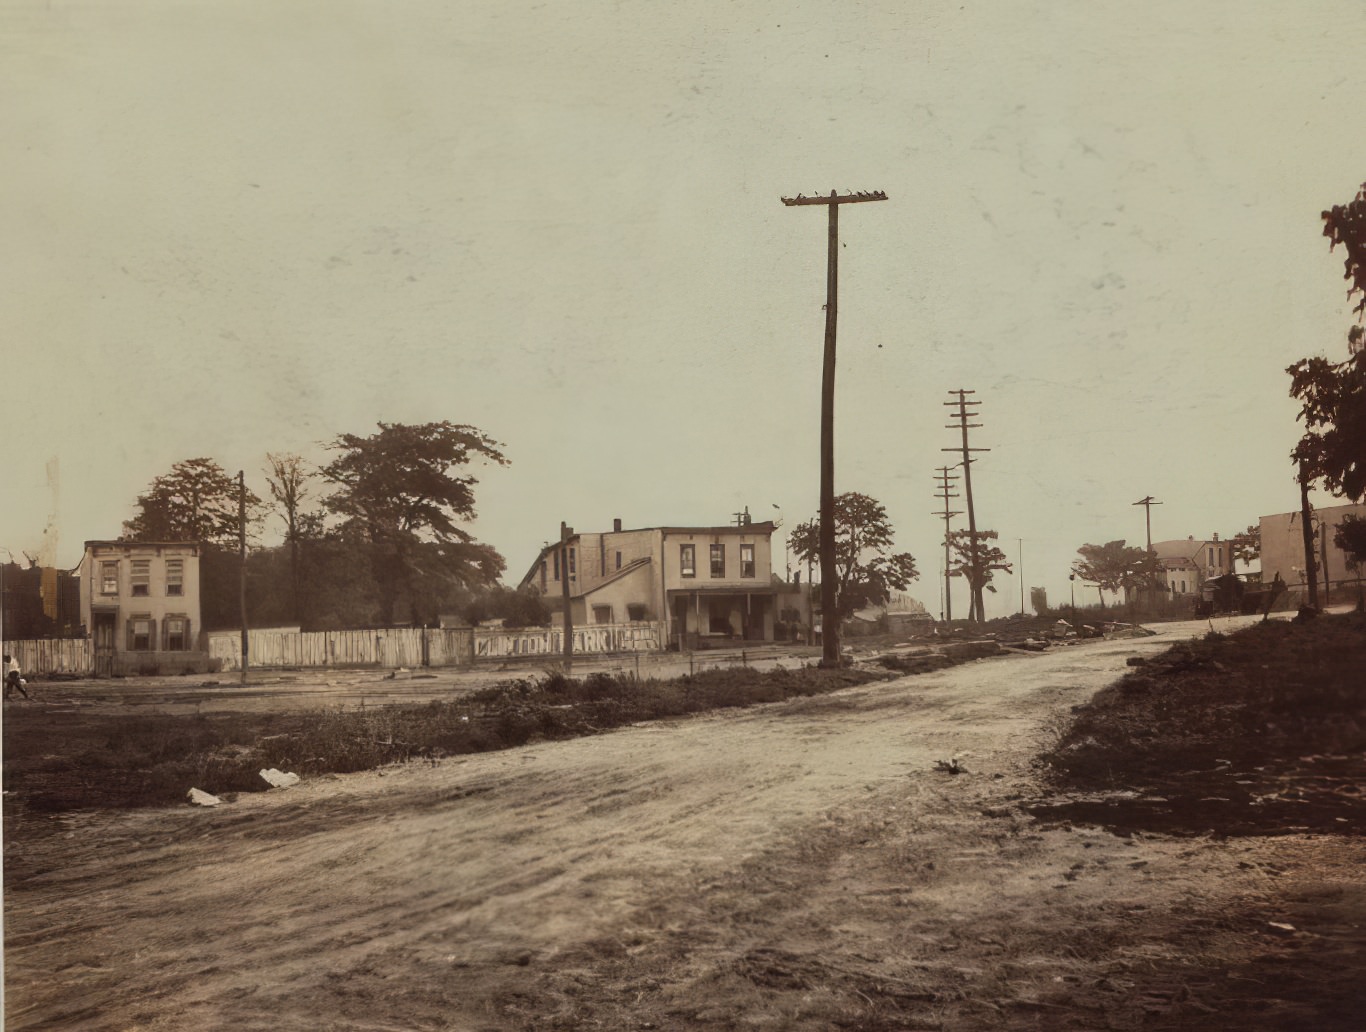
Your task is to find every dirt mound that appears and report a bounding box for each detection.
[1034,613,1366,837]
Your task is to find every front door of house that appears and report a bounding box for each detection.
[93,611,116,677]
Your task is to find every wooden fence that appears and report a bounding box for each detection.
[206,621,666,672]
[5,621,667,676]
[2,638,93,677]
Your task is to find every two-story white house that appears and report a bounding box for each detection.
[519,517,786,650]
[1152,534,1235,597]
[79,540,208,676]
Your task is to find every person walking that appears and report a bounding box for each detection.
[4,653,29,700]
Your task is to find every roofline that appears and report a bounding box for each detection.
[84,540,202,549]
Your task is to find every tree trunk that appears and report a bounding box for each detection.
[1299,464,1320,609]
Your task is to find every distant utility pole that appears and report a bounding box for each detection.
[1132,495,1161,553]
[943,390,989,623]
[238,470,248,686]
[1018,538,1025,615]
[932,466,961,623]
[1133,495,1162,599]
[780,188,888,666]
[560,522,574,672]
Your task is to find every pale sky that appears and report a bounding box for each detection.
[4,1,1364,619]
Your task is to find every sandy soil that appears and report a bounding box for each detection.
[5,615,1360,1030]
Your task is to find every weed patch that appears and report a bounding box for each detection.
[3,665,890,814]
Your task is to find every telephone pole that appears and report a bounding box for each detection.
[781,189,888,666]
[932,466,961,623]
[560,522,574,672]
[1133,495,1162,601]
[238,470,249,685]
[943,390,989,622]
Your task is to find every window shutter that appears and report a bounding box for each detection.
[184,619,193,651]
[126,620,135,652]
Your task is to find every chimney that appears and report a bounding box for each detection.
[613,518,622,532]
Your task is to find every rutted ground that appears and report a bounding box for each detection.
[4,617,1361,1030]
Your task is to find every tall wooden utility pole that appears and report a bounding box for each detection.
[560,522,574,672]
[932,466,961,623]
[238,470,248,685]
[943,390,988,622]
[780,189,888,666]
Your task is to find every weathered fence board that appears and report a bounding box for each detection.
[2,638,93,677]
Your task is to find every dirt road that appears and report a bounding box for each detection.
[6,615,1354,1030]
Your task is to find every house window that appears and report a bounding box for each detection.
[680,544,696,578]
[568,547,576,578]
[740,543,755,578]
[129,616,155,652]
[130,559,151,596]
[100,561,119,595]
[553,550,560,580]
[627,603,647,621]
[163,616,190,651]
[165,559,184,596]
[540,560,547,590]
[1208,547,1214,567]
[615,551,622,570]
[710,543,725,578]
[592,605,612,624]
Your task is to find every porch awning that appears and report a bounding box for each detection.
[666,586,782,597]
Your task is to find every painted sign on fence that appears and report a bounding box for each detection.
[205,622,664,672]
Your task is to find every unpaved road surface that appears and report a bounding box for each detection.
[6,616,1361,1030]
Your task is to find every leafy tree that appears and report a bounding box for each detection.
[320,422,508,626]
[461,584,552,628]
[1029,586,1048,616]
[1288,350,1366,501]
[1322,181,1366,320]
[1229,524,1261,565]
[1335,514,1366,574]
[123,457,263,546]
[1071,540,1157,609]
[947,530,1012,622]
[788,492,919,623]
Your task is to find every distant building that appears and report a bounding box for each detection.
[519,517,796,650]
[78,541,210,675]
[1,560,82,639]
[1152,535,1234,597]
[1259,502,1366,600]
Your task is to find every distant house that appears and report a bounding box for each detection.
[1259,502,1366,600]
[519,517,793,649]
[1152,535,1235,597]
[78,541,209,676]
